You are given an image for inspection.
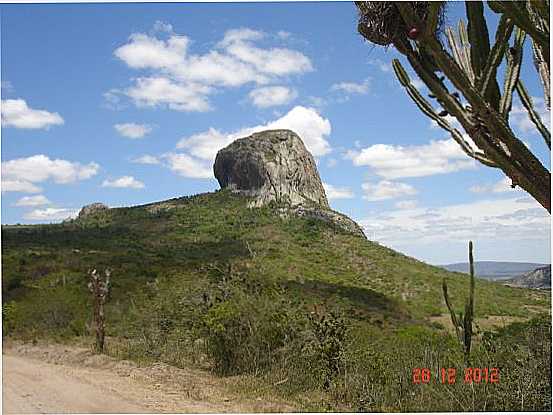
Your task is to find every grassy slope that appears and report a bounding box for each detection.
[2,190,549,333]
[2,189,551,411]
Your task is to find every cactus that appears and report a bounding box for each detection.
[442,241,475,366]
[88,268,111,353]
[356,1,551,213]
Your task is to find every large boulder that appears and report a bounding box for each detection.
[214,129,365,238]
[214,129,329,208]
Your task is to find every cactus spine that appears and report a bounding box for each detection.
[442,241,475,366]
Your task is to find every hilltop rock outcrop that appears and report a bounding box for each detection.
[214,129,365,238]
[214,129,329,208]
[78,203,109,218]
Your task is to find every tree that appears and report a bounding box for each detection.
[356,1,551,212]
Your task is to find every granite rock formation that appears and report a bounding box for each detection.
[214,129,365,238]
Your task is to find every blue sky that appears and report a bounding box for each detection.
[1,2,550,264]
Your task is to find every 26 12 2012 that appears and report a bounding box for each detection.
[412,367,500,384]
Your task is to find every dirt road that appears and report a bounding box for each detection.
[3,343,293,414]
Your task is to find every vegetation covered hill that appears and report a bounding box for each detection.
[2,190,551,411]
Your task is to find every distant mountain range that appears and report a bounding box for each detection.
[440,261,549,280]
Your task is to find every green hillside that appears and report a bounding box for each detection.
[2,190,551,411]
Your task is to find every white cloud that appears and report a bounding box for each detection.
[114,123,153,139]
[395,200,417,210]
[125,77,212,112]
[248,86,297,108]
[1,99,64,129]
[171,105,331,179]
[14,195,50,207]
[347,139,476,179]
[102,176,145,189]
[276,31,292,40]
[164,153,213,179]
[2,155,99,193]
[323,183,354,200]
[221,28,313,77]
[114,33,189,70]
[469,177,519,194]
[362,180,417,201]
[111,24,313,112]
[131,155,160,165]
[23,207,78,222]
[331,78,370,95]
[359,197,550,250]
[152,20,175,34]
[368,59,391,73]
[2,180,42,193]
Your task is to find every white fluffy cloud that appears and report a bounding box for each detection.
[126,77,212,112]
[14,195,51,207]
[359,197,550,249]
[395,200,417,210]
[131,155,160,165]
[23,207,78,221]
[361,180,417,201]
[111,25,313,112]
[114,123,153,139]
[248,86,297,108]
[170,105,332,179]
[323,183,354,200]
[347,139,476,179]
[2,180,42,193]
[102,176,145,189]
[164,153,213,179]
[331,78,370,95]
[2,155,99,193]
[1,99,64,129]
[469,177,520,194]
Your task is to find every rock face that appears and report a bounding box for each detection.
[214,129,329,209]
[78,203,109,218]
[505,265,551,289]
[214,129,365,238]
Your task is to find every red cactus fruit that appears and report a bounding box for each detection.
[407,27,420,40]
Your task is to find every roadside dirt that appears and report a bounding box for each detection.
[2,341,295,414]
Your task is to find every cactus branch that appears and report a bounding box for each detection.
[499,27,526,118]
[516,80,551,148]
[488,0,549,58]
[478,15,515,99]
[442,241,476,365]
[392,59,497,167]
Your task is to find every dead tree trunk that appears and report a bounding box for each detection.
[88,268,111,353]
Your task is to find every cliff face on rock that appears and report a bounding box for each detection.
[505,265,551,289]
[214,129,365,238]
[214,129,329,209]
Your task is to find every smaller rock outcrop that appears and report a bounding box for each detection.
[78,203,109,219]
[505,265,551,289]
[214,129,329,208]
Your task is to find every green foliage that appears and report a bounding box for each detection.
[304,309,348,389]
[1,189,551,410]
